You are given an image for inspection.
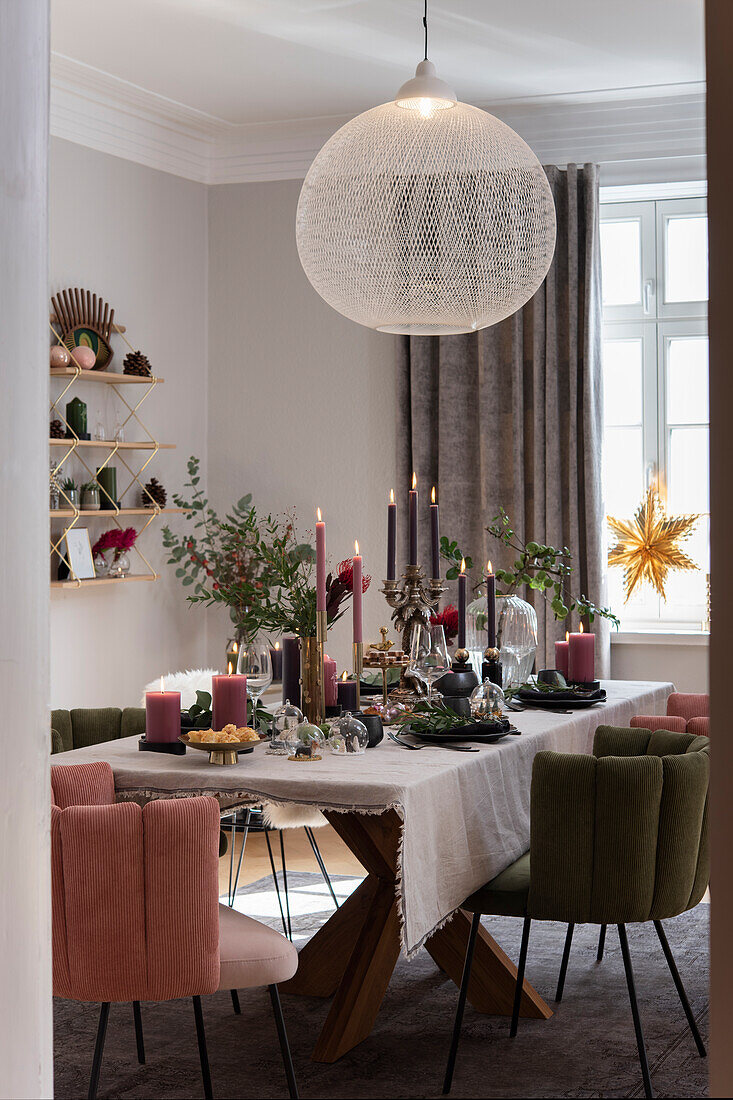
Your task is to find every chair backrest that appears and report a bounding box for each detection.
[51,762,220,1003]
[630,714,686,733]
[667,691,709,720]
[528,725,709,926]
[51,707,146,754]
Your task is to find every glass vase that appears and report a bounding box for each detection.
[108,551,131,578]
[466,591,538,689]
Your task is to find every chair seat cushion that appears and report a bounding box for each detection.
[218,904,297,990]
[461,852,530,917]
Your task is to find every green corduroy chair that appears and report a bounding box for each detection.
[443,725,709,1099]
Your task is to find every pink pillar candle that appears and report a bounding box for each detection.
[568,629,595,684]
[555,634,569,678]
[145,681,181,743]
[212,672,247,730]
[316,508,326,613]
[323,653,338,707]
[352,542,363,643]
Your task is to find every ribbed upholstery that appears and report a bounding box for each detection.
[121,707,147,739]
[51,709,73,753]
[631,714,686,733]
[667,692,709,720]
[632,691,710,739]
[687,716,710,737]
[51,761,115,808]
[70,708,122,748]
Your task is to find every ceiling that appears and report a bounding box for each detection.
[52,0,705,126]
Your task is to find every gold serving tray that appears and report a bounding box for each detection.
[179,733,262,766]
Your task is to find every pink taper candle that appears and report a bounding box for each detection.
[145,677,181,743]
[555,631,570,678]
[352,540,363,643]
[568,624,595,683]
[316,507,326,613]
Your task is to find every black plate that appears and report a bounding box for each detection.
[409,728,514,744]
[517,687,606,710]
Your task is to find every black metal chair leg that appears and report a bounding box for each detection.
[230,988,241,1015]
[618,925,653,1099]
[654,920,707,1057]
[442,911,480,1095]
[279,829,293,941]
[88,1002,110,1100]
[132,1000,145,1064]
[227,815,237,906]
[510,916,532,1038]
[192,995,213,1100]
[264,827,289,939]
[304,826,340,909]
[556,923,575,1002]
[230,809,251,904]
[597,924,607,961]
[269,984,299,1100]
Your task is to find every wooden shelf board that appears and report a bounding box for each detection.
[50,438,175,450]
[50,368,161,384]
[51,574,157,589]
[50,507,184,519]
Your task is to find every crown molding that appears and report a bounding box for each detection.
[50,54,706,187]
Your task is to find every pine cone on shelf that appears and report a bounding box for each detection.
[50,418,65,438]
[142,476,167,509]
[123,349,152,377]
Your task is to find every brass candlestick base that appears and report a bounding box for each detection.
[353,641,364,711]
[209,748,238,766]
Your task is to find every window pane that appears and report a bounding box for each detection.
[604,426,644,516]
[666,336,709,425]
[668,426,709,513]
[665,215,708,303]
[603,338,643,425]
[600,219,642,306]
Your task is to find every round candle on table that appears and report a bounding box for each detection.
[281,636,301,707]
[316,507,326,612]
[408,472,418,566]
[212,669,247,730]
[352,541,363,643]
[323,653,338,707]
[337,671,358,713]
[387,489,396,580]
[269,641,282,681]
[145,678,181,743]
[555,631,570,678]
[430,486,440,579]
[458,560,467,649]
[485,562,497,649]
[568,625,595,683]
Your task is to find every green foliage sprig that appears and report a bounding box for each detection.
[439,537,474,581]
[393,700,502,735]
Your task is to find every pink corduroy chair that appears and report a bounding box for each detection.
[631,691,710,737]
[51,762,298,1100]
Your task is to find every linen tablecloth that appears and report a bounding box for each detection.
[52,679,673,955]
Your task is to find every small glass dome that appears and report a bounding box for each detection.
[469,679,506,720]
[287,721,325,762]
[328,712,369,755]
[269,700,304,755]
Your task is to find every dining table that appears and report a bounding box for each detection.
[52,678,673,1063]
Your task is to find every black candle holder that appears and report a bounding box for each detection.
[138,736,186,755]
[481,646,503,689]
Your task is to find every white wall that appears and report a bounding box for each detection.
[206,179,399,672]
[49,139,210,707]
[611,637,708,693]
[0,3,52,1094]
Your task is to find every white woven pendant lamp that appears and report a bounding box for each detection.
[296,4,556,336]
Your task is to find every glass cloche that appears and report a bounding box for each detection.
[286,721,325,762]
[269,700,304,755]
[469,679,506,720]
[328,713,369,755]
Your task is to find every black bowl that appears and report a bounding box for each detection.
[353,711,384,748]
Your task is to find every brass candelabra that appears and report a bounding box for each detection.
[381,564,446,669]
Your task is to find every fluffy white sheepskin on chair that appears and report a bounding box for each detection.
[261,802,328,829]
[141,669,218,710]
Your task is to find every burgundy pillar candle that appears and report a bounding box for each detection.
[281,636,301,707]
[145,679,181,743]
[337,672,358,713]
[352,541,363,643]
[568,626,595,683]
[387,489,396,580]
[430,486,440,578]
[269,641,282,681]
[458,562,467,650]
[212,671,247,730]
[555,632,569,678]
[408,473,418,566]
[316,508,326,613]
[324,653,338,707]
[485,562,497,649]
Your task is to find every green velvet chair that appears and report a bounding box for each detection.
[443,726,709,1099]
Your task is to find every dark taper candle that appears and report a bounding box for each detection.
[387,489,396,580]
[458,563,467,649]
[430,486,440,578]
[408,473,418,566]
[486,562,496,649]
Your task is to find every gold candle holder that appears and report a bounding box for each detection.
[300,610,328,726]
[380,565,447,660]
[353,641,364,711]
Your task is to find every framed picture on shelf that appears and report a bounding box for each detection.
[63,528,95,580]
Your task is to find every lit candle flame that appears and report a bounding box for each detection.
[275,641,280,651]
[431,486,436,504]
[228,661,233,675]
[565,630,569,642]
[354,539,360,556]
[316,507,322,522]
[486,560,493,574]
[160,677,165,693]
[579,622,584,634]
[460,558,466,574]
[232,640,238,654]
[412,472,417,490]
[389,488,395,504]
[341,670,348,682]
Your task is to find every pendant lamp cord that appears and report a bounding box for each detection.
[423,0,428,60]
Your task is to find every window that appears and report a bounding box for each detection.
[600,193,708,631]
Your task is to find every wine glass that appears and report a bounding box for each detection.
[237,642,272,728]
[409,624,450,703]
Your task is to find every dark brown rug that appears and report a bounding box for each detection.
[53,874,708,1099]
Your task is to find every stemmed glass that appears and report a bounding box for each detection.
[409,624,450,703]
[237,642,273,727]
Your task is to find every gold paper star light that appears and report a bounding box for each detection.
[608,486,699,602]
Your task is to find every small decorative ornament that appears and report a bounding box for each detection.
[51,287,115,368]
[328,713,369,755]
[269,700,303,755]
[287,721,325,762]
[608,486,699,602]
[49,345,70,368]
[470,679,506,720]
[123,349,152,377]
[142,476,167,509]
[50,418,64,439]
[71,345,96,370]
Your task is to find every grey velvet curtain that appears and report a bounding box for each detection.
[396,163,609,675]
